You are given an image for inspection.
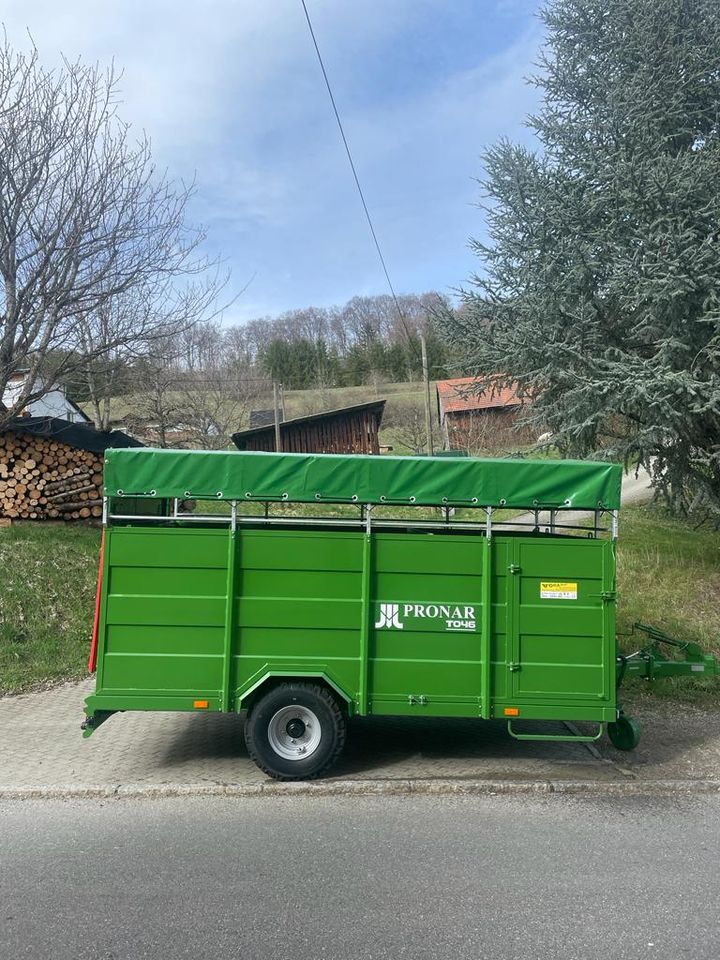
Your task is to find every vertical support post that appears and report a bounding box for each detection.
[273,380,283,453]
[221,502,238,712]
[94,526,112,691]
[420,334,434,457]
[549,508,556,535]
[88,528,106,674]
[602,536,617,707]
[358,504,373,715]
[611,510,619,540]
[481,509,493,719]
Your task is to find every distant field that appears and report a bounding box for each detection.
[85,380,425,424]
[282,380,425,416]
[0,504,717,701]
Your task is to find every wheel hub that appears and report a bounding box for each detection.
[267,704,322,761]
[286,718,306,739]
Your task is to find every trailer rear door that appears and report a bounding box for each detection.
[509,538,615,705]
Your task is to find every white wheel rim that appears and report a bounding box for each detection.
[267,705,322,761]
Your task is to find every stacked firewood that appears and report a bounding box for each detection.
[0,431,104,521]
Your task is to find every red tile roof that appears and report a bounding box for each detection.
[436,376,522,415]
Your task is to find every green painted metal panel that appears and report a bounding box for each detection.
[108,527,228,567]
[510,538,610,703]
[106,595,225,627]
[240,568,360,598]
[237,598,360,630]
[105,624,225,656]
[89,522,618,727]
[103,447,623,510]
[109,566,227,595]
[97,526,228,703]
[369,531,484,709]
[102,653,222,692]
[234,628,359,658]
[240,530,362,570]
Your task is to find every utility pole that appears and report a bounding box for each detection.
[273,380,283,452]
[420,334,434,457]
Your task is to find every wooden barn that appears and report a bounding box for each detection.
[436,377,526,451]
[232,399,386,455]
[0,417,141,522]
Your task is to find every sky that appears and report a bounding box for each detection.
[3,0,543,323]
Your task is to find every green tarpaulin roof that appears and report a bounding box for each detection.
[103,448,623,510]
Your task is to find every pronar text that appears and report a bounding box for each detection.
[375,603,477,631]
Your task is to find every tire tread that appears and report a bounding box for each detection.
[244,682,346,781]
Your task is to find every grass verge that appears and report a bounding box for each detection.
[616,504,719,704]
[0,523,100,693]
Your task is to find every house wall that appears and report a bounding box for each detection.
[2,376,88,423]
[27,390,87,423]
[443,407,532,452]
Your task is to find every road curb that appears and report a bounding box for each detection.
[2,777,719,800]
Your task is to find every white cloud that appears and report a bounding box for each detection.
[1,1,543,317]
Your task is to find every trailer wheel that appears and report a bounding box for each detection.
[607,714,641,751]
[244,683,346,780]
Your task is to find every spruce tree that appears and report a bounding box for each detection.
[451,0,720,515]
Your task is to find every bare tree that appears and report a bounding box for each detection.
[179,366,260,450]
[167,321,259,449]
[0,38,224,429]
[383,398,439,455]
[79,277,222,430]
[125,347,185,448]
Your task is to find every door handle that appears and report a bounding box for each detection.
[589,591,617,602]
[508,662,520,672]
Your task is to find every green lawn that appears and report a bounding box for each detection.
[0,505,718,699]
[615,505,720,702]
[0,523,100,693]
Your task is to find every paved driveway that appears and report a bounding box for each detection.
[1,678,719,795]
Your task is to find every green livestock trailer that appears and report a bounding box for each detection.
[83,448,717,779]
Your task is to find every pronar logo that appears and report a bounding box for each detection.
[374,603,477,632]
[374,603,404,630]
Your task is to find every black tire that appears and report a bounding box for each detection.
[244,682,346,780]
[607,714,641,751]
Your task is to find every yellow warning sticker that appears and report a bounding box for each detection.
[540,581,578,600]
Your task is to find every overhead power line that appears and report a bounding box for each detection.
[298,1,434,454]
[298,0,420,357]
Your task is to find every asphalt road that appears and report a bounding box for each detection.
[2,794,719,960]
